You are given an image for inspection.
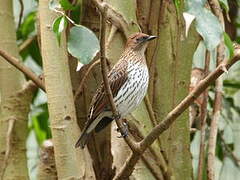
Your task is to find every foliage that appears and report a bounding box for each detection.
[52,16,68,45]
[67,26,100,64]
[186,0,223,50]
[50,0,100,64]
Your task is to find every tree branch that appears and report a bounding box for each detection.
[74,59,100,101]
[0,117,15,179]
[207,1,225,179]
[0,49,45,91]
[17,0,24,29]
[19,35,37,52]
[114,47,240,179]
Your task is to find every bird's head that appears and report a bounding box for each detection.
[125,33,157,52]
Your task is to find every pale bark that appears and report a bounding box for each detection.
[0,0,30,179]
[39,0,93,179]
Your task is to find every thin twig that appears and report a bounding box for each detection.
[99,4,138,153]
[207,1,225,179]
[74,59,100,101]
[19,35,37,52]
[0,49,45,91]
[197,51,211,180]
[17,0,24,29]
[113,48,240,180]
[144,96,164,157]
[144,96,158,127]
[106,25,118,49]
[0,117,16,179]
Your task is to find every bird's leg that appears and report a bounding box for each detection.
[112,112,121,120]
[117,122,129,138]
[112,113,128,137]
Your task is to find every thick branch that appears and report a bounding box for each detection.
[114,48,240,179]
[0,49,45,91]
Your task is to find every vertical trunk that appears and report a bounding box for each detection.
[146,1,199,179]
[39,0,93,179]
[0,0,30,179]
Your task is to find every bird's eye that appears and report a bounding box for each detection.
[136,36,148,42]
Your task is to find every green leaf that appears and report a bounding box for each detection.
[60,0,76,10]
[17,12,36,40]
[52,16,68,45]
[186,0,223,51]
[32,116,46,144]
[31,103,51,144]
[68,25,100,64]
[223,32,234,58]
[194,9,223,50]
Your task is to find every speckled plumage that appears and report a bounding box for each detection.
[75,33,156,148]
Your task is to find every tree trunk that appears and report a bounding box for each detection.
[39,0,94,179]
[0,0,31,179]
[140,1,199,179]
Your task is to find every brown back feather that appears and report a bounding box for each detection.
[83,58,128,129]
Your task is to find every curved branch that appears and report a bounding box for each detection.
[0,49,45,91]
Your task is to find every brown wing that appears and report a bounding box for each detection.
[85,60,128,127]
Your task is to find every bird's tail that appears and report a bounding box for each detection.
[75,130,90,149]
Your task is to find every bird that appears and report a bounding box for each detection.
[75,32,157,148]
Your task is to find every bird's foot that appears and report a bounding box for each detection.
[113,113,121,120]
[117,122,128,138]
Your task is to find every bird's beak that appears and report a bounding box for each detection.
[146,35,157,41]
